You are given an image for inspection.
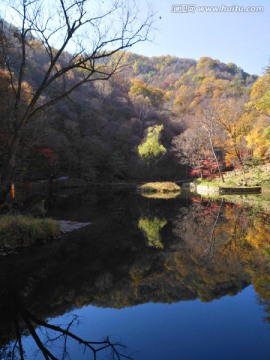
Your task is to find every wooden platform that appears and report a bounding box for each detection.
[219,186,261,194]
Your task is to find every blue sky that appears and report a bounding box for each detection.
[1,0,269,76]
[133,0,270,75]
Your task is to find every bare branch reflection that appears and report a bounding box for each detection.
[6,294,133,360]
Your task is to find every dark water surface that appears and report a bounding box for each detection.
[1,189,270,359]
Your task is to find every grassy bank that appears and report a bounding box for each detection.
[0,215,60,251]
[194,165,270,189]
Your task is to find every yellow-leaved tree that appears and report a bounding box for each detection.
[138,125,167,164]
[244,71,270,161]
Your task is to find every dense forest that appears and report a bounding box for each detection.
[2,17,270,189]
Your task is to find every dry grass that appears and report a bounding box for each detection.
[138,182,181,194]
[196,166,270,188]
[0,215,60,249]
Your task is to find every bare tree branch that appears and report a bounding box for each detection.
[0,0,155,201]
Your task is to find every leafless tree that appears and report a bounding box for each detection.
[129,93,152,122]
[0,0,155,202]
[199,105,225,182]
[93,79,113,105]
[172,127,212,179]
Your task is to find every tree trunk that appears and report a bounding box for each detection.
[0,133,21,204]
[207,134,225,183]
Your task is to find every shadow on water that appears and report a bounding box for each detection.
[1,188,270,358]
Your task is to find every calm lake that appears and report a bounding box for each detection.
[1,188,270,359]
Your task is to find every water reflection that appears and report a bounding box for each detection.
[1,291,132,360]
[1,189,270,358]
[138,216,167,248]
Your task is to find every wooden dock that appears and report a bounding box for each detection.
[219,186,261,194]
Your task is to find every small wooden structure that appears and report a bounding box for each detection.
[219,186,261,194]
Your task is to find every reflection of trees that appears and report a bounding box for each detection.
[174,199,222,263]
[198,198,224,263]
[138,216,167,248]
[3,192,270,353]
[173,198,248,265]
[240,213,270,323]
[173,196,270,320]
[3,293,132,360]
[171,198,250,300]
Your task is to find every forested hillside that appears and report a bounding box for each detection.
[2,19,269,185]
